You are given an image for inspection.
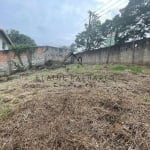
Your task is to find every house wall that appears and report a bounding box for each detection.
[75,38,150,66]
[0,32,10,50]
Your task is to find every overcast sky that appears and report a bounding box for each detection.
[0,0,129,46]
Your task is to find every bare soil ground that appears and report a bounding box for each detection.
[0,65,149,150]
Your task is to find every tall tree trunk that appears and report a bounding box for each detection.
[6,51,12,75]
[17,54,24,66]
[27,52,32,69]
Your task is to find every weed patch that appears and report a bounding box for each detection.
[111,65,143,73]
[0,105,11,121]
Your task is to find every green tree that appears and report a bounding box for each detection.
[7,29,36,46]
[10,44,35,69]
[75,11,105,51]
[7,29,36,69]
[70,43,77,52]
[112,0,150,43]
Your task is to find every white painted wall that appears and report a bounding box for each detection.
[0,32,10,50]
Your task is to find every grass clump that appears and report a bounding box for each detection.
[0,105,11,121]
[128,66,143,73]
[93,64,101,70]
[111,65,143,73]
[67,64,102,74]
[67,64,86,73]
[111,65,126,71]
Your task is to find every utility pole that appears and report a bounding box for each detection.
[106,26,113,64]
[87,11,92,51]
[132,29,136,64]
[132,5,137,64]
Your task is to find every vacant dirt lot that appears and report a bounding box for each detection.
[0,65,149,150]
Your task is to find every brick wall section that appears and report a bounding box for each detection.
[0,46,69,74]
[0,51,7,62]
[75,38,150,66]
[0,51,10,74]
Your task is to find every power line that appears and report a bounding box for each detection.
[94,0,121,14]
[77,1,128,50]
[77,0,127,27]
[76,1,122,27]
[97,0,128,18]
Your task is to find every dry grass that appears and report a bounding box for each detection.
[0,65,149,150]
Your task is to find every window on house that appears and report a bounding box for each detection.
[2,41,6,50]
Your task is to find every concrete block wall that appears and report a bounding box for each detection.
[0,38,149,75]
[32,47,46,66]
[75,38,150,66]
[142,40,150,65]
[32,46,69,66]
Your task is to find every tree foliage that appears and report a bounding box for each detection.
[7,29,36,46]
[75,0,150,50]
[10,44,35,69]
[75,11,105,51]
[109,0,150,43]
[70,43,77,52]
[7,29,36,68]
